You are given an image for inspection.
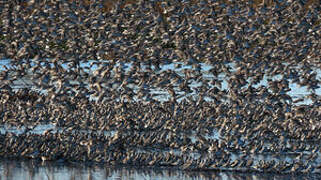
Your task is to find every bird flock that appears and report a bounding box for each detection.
[0,0,321,174]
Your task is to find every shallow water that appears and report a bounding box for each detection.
[1,59,321,176]
[2,123,321,175]
[1,158,320,180]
